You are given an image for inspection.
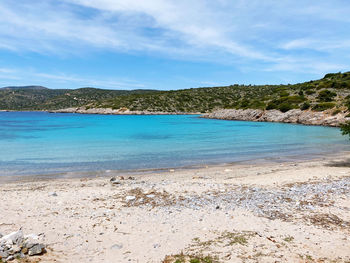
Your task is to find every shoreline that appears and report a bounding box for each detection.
[48,107,201,115]
[1,150,348,184]
[1,152,350,262]
[202,108,350,127]
[1,107,349,127]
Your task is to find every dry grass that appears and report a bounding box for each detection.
[303,213,350,231]
[115,187,177,208]
[162,253,219,263]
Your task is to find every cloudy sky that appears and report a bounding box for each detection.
[0,0,349,89]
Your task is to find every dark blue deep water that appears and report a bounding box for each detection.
[0,112,348,176]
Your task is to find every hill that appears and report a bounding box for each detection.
[1,72,350,114]
[92,72,350,114]
[0,85,48,90]
[0,87,157,110]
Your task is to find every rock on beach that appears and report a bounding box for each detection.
[0,230,46,262]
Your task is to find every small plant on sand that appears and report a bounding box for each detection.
[163,253,218,263]
[306,254,314,261]
[228,235,248,245]
[221,231,255,246]
[283,235,294,242]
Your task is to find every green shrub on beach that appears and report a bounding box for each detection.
[341,122,350,140]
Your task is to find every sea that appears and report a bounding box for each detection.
[0,111,348,177]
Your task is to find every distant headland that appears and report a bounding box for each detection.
[1,72,350,126]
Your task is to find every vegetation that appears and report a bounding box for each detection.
[94,71,350,113]
[1,71,350,113]
[163,253,218,263]
[283,236,294,242]
[312,102,336,111]
[0,86,155,110]
[341,121,350,139]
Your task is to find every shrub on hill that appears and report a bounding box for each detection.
[300,102,310,110]
[317,90,337,102]
[1,71,350,112]
[312,102,336,111]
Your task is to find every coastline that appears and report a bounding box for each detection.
[2,107,349,127]
[1,107,349,127]
[49,107,201,115]
[1,152,350,262]
[1,150,348,184]
[202,108,350,127]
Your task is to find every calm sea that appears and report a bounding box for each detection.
[0,112,348,177]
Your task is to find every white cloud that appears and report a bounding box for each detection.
[0,67,146,89]
[34,73,146,89]
[0,0,275,60]
[282,38,350,51]
[0,0,349,76]
[0,68,15,73]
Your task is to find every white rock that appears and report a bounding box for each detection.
[125,196,136,201]
[28,243,45,256]
[110,177,121,185]
[110,243,123,250]
[0,230,23,245]
[24,234,39,241]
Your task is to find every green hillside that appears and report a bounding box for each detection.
[94,72,350,113]
[0,87,156,110]
[1,72,350,113]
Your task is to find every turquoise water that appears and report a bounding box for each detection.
[0,112,348,176]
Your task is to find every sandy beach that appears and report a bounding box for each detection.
[1,153,350,262]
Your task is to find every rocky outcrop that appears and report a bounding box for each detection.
[50,107,200,115]
[0,229,46,262]
[202,109,350,127]
[49,107,349,127]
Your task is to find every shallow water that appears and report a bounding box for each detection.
[0,112,348,176]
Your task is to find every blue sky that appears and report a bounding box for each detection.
[0,0,350,90]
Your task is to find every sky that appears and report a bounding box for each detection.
[0,0,350,90]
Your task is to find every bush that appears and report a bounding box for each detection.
[344,96,350,111]
[266,102,278,110]
[332,109,341,115]
[312,102,336,111]
[278,103,293,112]
[300,102,310,110]
[324,72,341,79]
[341,121,350,140]
[249,100,266,109]
[240,100,250,108]
[272,96,305,105]
[279,91,289,97]
[317,90,337,102]
[305,90,315,95]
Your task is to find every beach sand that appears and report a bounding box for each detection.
[1,153,350,262]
